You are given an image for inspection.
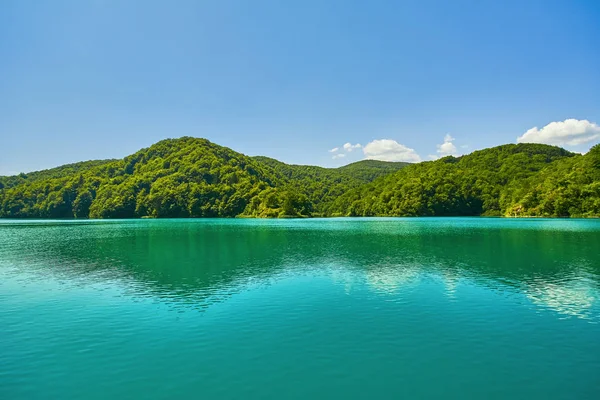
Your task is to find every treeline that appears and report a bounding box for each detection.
[1,138,599,219]
[0,137,406,219]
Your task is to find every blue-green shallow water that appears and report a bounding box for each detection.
[1,218,599,399]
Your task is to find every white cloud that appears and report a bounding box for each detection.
[517,119,600,146]
[427,154,438,160]
[328,142,362,159]
[343,142,362,152]
[363,139,421,162]
[436,134,458,157]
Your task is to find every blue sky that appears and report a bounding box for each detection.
[1,0,599,174]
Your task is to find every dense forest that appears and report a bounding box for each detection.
[0,137,598,219]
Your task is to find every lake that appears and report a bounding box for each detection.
[1,218,599,399]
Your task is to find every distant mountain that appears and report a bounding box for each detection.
[0,138,598,218]
[337,159,411,181]
[250,156,408,214]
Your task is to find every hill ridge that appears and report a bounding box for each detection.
[1,137,598,218]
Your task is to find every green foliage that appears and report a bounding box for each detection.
[1,139,598,219]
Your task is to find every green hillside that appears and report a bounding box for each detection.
[337,159,410,181]
[505,144,600,217]
[0,159,115,189]
[0,137,405,219]
[1,138,598,219]
[250,156,408,213]
[325,143,600,217]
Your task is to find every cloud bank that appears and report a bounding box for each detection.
[330,134,465,163]
[436,134,458,156]
[363,139,421,162]
[517,119,600,146]
[343,143,362,152]
[329,142,362,159]
[427,134,461,160]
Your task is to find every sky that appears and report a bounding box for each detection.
[1,0,599,175]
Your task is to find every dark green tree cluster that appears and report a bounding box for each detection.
[0,137,405,219]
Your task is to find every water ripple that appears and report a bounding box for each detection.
[1,218,600,399]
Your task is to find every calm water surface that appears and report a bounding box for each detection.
[1,218,599,399]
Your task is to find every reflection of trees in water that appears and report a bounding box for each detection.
[1,220,599,318]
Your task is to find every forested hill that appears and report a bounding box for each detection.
[0,137,406,219]
[1,138,598,219]
[326,143,600,218]
[250,156,408,208]
[337,160,411,181]
[0,159,115,189]
[252,156,408,183]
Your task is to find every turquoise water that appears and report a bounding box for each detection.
[1,218,599,399]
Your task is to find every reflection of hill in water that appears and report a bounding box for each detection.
[1,219,599,318]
